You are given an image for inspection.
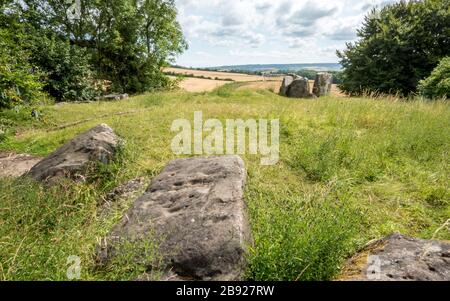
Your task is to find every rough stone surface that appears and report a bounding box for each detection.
[96,94,129,101]
[0,153,42,177]
[279,75,294,96]
[100,155,250,281]
[286,77,312,98]
[312,72,333,97]
[341,233,450,281]
[27,124,119,182]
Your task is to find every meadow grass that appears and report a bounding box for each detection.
[0,84,449,280]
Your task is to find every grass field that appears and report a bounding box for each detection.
[0,83,449,280]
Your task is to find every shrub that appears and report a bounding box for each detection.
[29,37,99,102]
[418,57,450,99]
[0,29,44,109]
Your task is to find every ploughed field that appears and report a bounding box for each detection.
[0,82,448,280]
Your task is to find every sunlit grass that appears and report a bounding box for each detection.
[0,84,448,280]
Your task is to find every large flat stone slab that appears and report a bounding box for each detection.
[27,124,119,182]
[340,233,450,281]
[0,153,42,177]
[101,155,251,280]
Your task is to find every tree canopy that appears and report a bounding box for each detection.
[0,0,187,106]
[337,0,450,96]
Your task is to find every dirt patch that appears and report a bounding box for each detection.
[0,152,42,177]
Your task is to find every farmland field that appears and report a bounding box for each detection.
[164,67,281,82]
[169,76,231,92]
[168,67,344,96]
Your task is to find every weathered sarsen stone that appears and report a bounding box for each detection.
[286,77,312,98]
[100,155,251,281]
[312,72,333,97]
[279,75,295,96]
[28,124,119,181]
[340,233,450,281]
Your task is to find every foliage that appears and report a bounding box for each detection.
[418,56,450,99]
[0,29,44,109]
[30,36,99,102]
[0,0,187,101]
[338,0,450,96]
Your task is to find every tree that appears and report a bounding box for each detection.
[1,0,187,101]
[418,56,450,99]
[337,0,450,96]
[0,28,44,109]
[30,36,98,101]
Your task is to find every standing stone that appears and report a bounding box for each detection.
[286,77,312,98]
[100,155,251,281]
[27,124,119,182]
[279,75,294,96]
[340,233,450,281]
[312,72,333,97]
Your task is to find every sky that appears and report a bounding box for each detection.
[174,0,399,67]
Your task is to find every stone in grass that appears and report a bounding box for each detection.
[340,233,450,281]
[99,155,251,281]
[312,72,333,97]
[27,124,120,182]
[286,77,313,98]
[279,75,294,96]
[96,94,129,101]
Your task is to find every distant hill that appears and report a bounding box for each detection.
[208,63,342,72]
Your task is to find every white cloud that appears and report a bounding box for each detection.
[175,0,403,66]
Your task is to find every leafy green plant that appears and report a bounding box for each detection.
[30,37,99,102]
[0,29,44,109]
[418,57,450,99]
